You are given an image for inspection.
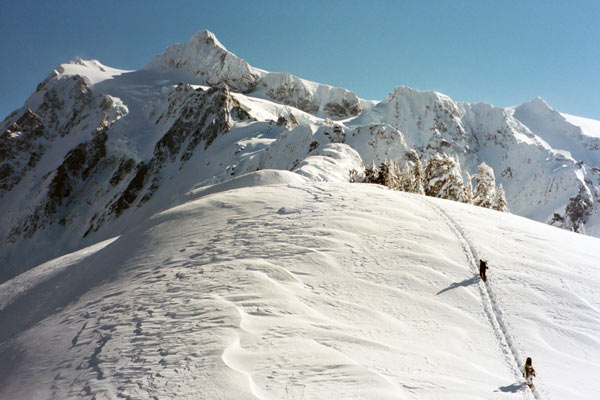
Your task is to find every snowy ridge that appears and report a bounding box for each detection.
[57,58,129,86]
[561,113,600,139]
[1,179,598,399]
[512,98,600,165]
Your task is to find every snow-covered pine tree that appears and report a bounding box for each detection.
[376,160,392,187]
[363,161,379,184]
[472,162,497,209]
[385,159,403,190]
[353,154,509,212]
[398,151,425,195]
[423,154,469,203]
[349,165,365,183]
[410,158,426,195]
[396,161,415,193]
[464,171,473,203]
[493,183,508,212]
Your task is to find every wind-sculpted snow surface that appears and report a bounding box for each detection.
[0,180,598,399]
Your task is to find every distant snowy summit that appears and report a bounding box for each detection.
[2,29,600,279]
[146,30,261,93]
[146,29,362,118]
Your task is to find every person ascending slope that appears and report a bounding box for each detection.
[523,357,536,388]
[479,259,488,282]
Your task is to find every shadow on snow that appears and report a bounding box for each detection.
[495,382,527,393]
[436,275,479,295]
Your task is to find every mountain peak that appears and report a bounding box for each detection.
[385,86,454,109]
[188,29,226,51]
[145,30,261,91]
[517,96,553,113]
[52,59,127,86]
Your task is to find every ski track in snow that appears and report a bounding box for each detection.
[425,198,542,400]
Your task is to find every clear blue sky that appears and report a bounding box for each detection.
[2,0,599,120]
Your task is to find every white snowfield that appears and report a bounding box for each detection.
[561,113,600,139]
[0,171,598,399]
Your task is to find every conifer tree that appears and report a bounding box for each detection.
[464,171,473,203]
[364,161,379,184]
[411,158,426,195]
[349,166,364,183]
[423,155,468,202]
[351,155,508,213]
[397,162,412,192]
[472,162,497,209]
[494,183,508,212]
[388,159,404,190]
[377,160,391,187]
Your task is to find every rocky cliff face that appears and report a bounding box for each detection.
[260,72,361,118]
[2,30,600,280]
[0,62,256,279]
[103,84,251,223]
[0,73,127,197]
[1,109,47,193]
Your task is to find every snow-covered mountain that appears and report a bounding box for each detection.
[1,30,600,399]
[1,174,598,399]
[1,29,600,281]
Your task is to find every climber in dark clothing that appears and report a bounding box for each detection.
[523,357,536,388]
[479,259,488,282]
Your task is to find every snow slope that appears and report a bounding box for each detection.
[562,113,600,139]
[1,173,598,399]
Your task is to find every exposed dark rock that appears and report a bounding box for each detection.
[275,114,299,130]
[324,125,346,143]
[109,163,149,217]
[156,85,250,165]
[501,167,513,179]
[403,150,421,163]
[323,98,361,118]
[0,109,47,194]
[10,131,109,239]
[564,189,595,232]
[266,83,319,115]
[35,75,94,136]
[109,158,136,187]
[96,84,251,227]
[46,132,108,214]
